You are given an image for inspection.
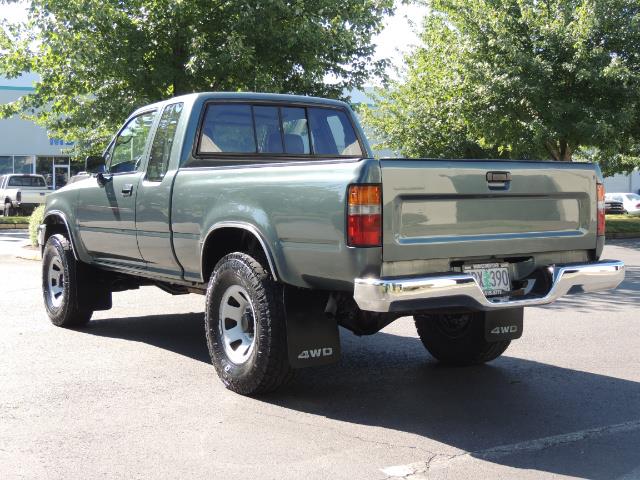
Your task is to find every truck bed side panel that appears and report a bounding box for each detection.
[171,159,381,289]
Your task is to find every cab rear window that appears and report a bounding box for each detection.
[197,103,363,158]
[8,176,46,187]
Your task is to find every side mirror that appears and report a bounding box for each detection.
[85,155,106,174]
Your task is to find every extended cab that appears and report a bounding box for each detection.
[38,93,625,395]
[1,174,49,216]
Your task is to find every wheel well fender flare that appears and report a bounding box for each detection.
[42,210,79,260]
[200,222,279,282]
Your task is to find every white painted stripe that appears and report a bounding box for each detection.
[381,419,640,477]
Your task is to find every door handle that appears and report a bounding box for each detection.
[121,184,134,196]
[486,171,511,182]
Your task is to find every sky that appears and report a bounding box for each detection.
[0,1,428,85]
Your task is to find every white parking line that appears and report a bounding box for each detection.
[382,419,640,478]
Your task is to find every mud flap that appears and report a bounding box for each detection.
[484,307,523,342]
[75,263,112,311]
[284,286,341,368]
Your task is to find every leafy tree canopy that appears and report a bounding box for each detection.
[363,0,640,176]
[0,0,393,157]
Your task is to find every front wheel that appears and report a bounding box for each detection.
[204,252,292,395]
[414,312,510,366]
[42,234,93,327]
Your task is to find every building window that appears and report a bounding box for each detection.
[36,155,71,189]
[37,156,53,181]
[13,155,34,174]
[0,156,12,174]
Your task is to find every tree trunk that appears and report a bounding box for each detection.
[559,139,572,161]
[544,139,573,161]
[171,38,189,96]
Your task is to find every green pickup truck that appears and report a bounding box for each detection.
[38,92,625,395]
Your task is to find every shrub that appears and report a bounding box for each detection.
[29,205,45,247]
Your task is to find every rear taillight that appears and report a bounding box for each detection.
[347,184,381,247]
[636,203,640,209]
[16,191,21,202]
[597,183,605,236]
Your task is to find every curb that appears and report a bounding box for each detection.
[0,223,28,230]
[606,232,640,239]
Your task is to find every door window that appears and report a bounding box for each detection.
[107,111,156,174]
[147,103,184,182]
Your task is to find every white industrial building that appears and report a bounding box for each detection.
[0,73,77,190]
[603,170,640,195]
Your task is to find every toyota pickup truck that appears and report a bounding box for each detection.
[1,174,49,216]
[38,92,625,395]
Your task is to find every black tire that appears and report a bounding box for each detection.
[204,252,292,395]
[414,311,510,366]
[42,234,93,327]
[4,202,13,217]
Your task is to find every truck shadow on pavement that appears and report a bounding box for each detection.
[85,313,640,479]
[87,312,211,363]
[270,330,640,479]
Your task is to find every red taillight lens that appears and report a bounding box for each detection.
[347,184,381,247]
[597,183,605,236]
[636,203,640,209]
[16,191,21,202]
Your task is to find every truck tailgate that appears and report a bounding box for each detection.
[380,160,597,262]
[19,188,48,204]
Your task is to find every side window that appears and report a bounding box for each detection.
[199,104,256,153]
[147,103,184,182]
[281,107,310,154]
[108,111,156,174]
[308,108,362,156]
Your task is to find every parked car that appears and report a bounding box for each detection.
[605,200,625,215]
[605,192,640,216]
[37,93,625,395]
[0,174,50,216]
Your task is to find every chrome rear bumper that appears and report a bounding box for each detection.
[354,260,625,313]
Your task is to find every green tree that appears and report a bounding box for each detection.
[0,0,393,157]
[363,0,640,176]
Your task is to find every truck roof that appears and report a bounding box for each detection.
[131,92,351,116]
[2,174,46,178]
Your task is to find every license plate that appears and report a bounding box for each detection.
[463,262,511,296]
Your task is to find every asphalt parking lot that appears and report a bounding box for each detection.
[1,235,639,480]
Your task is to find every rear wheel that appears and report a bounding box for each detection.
[42,234,93,327]
[204,252,292,395]
[414,311,510,365]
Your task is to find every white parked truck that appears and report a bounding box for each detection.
[0,174,50,216]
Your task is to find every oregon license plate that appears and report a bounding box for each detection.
[463,262,511,296]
